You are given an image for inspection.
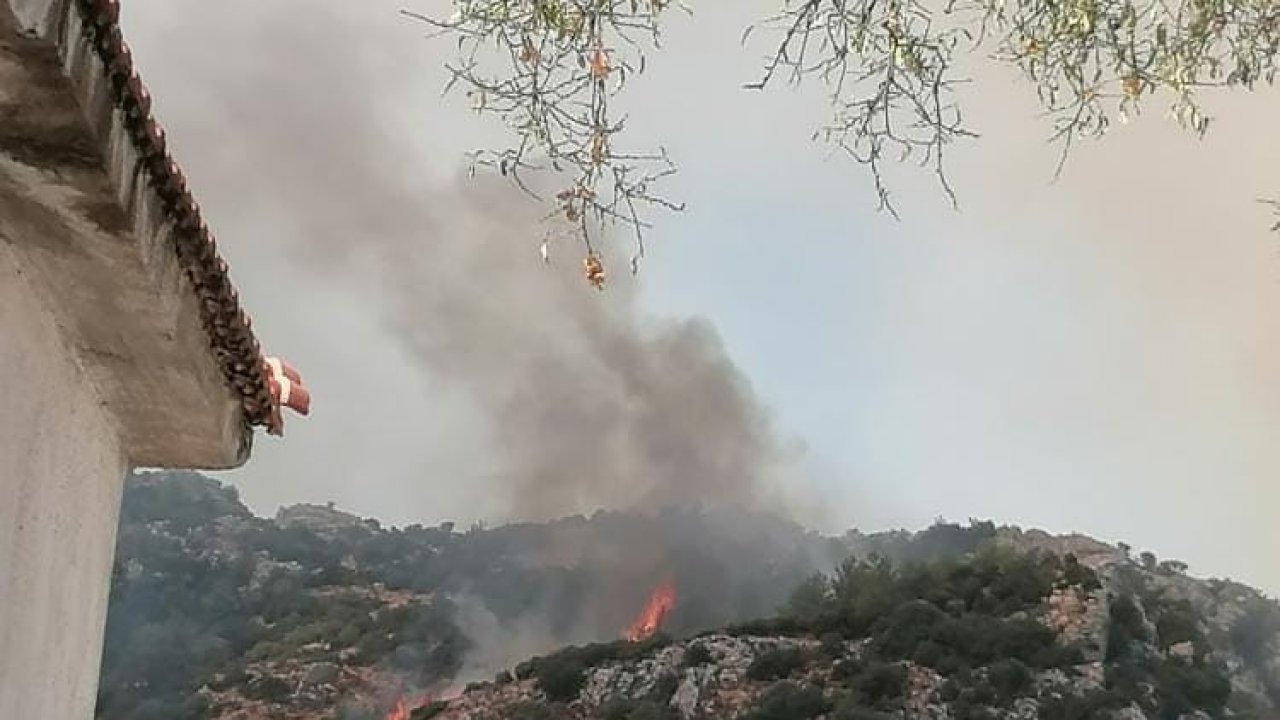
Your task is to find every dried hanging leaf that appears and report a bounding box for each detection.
[589,48,611,79]
[583,253,606,290]
[1122,74,1141,99]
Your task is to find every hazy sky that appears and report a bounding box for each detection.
[122,1,1280,593]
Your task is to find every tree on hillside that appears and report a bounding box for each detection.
[410,0,1278,285]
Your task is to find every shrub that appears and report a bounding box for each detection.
[243,674,292,702]
[1037,689,1127,720]
[746,647,808,681]
[873,600,946,658]
[1031,640,1085,669]
[844,661,908,708]
[599,698,679,720]
[829,696,895,720]
[787,575,834,623]
[1106,593,1150,661]
[1060,554,1101,591]
[1230,600,1280,668]
[949,700,997,720]
[518,635,673,691]
[505,702,557,720]
[741,681,830,720]
[985,658,1032,702]
[819,632,847,659]
[534,658,586,702]
[1104,657,1150,705]
[1152,600,1202,649]
[1154,659,1231,718]
[649,672,679,704]
[409,700,448,720]
[682,643,713,667]
[724,617,806,638]
[885,612,1060,673]
[830,657,865,682]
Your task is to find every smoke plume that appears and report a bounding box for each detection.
[120,0,800,522]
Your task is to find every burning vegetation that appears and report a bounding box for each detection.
[624,578,676,642]
[384,696,411,720]
[383,692,434,720]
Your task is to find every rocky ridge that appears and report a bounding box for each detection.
[98,473,1280,720]
[413,539,1280,720]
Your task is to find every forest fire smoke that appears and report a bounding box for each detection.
[119,0,812,530]
[624,578,676,642]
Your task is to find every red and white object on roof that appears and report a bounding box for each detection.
[263,356,310,435]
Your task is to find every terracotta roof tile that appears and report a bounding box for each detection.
[67,0,307,434]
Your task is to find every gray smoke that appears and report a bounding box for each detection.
[119,0,800,522]
[445,597,564,693]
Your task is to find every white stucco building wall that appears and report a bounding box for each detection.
[0,246,128,720]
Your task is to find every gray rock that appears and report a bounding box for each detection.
[302,662,340,687]
[1112,704,1147,720]
[670,673,703,719]
[1011,697,1040,719]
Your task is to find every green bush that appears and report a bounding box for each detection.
[985,658,1033,702]
[741,682,830,720]
[535,657,586,702]
[1060,554,1101,591]
[876,609,1061,673]
[1230,600,1280,668]
[682,643,713,667]
[505,701,558,720]
[409,700,448,720]
[786,575,834,623]
[649,672,679,704]
[599,697,679,720]
[844,661,908,708]
[1106,593,1150,662]
[819,632,847,658]
[1036,689,1127,720]
[830,657,865,682]
[519,635,673,681]
[1154,658,1231,718]
[828,694,895,720]
[723,617,806,638]
[1151,600,1202,650]
[746,647,808,681]
[949,700,998,720]
[243,674,292,702]
[872,600,947,659]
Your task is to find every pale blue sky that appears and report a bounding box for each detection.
[123,1,1280,594]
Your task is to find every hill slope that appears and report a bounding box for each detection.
[416,545,1280,719]
[97,473,1280,720]
[97,472,837,719]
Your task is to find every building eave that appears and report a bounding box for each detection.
[59,0,277,430]
[1,0,301,468]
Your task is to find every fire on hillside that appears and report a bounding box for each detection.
[624,578,676,642]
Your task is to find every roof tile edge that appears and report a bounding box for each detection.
[53,0,307,436]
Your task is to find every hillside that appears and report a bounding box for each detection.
[411,547,1280,720]
[97,472,838,720]
[97,473,1280,720]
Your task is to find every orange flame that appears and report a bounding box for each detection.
[624,578,676,642]
[385,696,411,720]
[384,693,430,720]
